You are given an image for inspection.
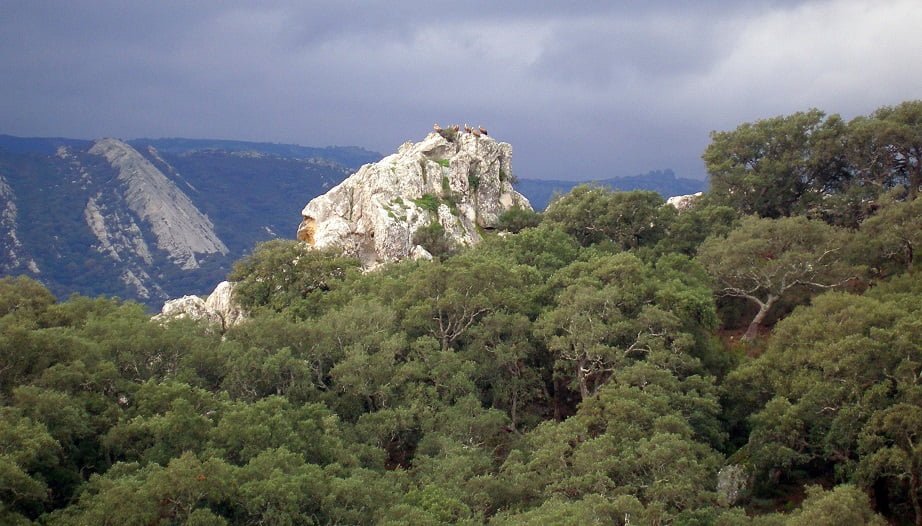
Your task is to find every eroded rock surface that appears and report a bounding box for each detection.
[297,130,531,267]
[0,175,39,274]
[666,191,703,211]
[89,138,228,269]
[717,464,751,506]
[155,280,246,331]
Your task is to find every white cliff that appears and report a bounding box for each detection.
[89,138,228,269]
[297,129,531,266]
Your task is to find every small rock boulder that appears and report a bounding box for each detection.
[155,280,246,330]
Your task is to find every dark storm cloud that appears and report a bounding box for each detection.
[2,1,921,181]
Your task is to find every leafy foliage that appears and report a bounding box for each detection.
[705,100,922,223]
[228,240,359,316]
[412,193,441,213]
[496,206,541,233]
[696,216,861,340]
[544,186,671,249]
[412,222,455,259]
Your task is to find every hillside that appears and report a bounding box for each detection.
[0,135,369,306]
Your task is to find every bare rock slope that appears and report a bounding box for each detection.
[297,129,531,266]
[0,175,39,274]
[89,138,228,270]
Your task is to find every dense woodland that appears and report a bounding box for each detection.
[2,101,921,525]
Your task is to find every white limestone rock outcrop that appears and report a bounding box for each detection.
[717,464,752,506]
[666,192,703,211]
[297,130,531,266]
[410,245,433,261]
[204,281,247,329]
[154,281,246,331]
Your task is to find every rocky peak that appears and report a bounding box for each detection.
[297,128,531,267]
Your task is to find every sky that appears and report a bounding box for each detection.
[2,1,921,181]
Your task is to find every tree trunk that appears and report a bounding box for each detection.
[871,477,890,517]
[552,377,565,421]
[742,295,776,341]
[911,470,921,526]
[509,391,518,432]
[576,357,590,401]
[909,161,920,200]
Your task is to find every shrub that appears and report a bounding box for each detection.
[467,173,481,191]
[228,240,359,315]
[497,206,541,233]
[412,194,441,213]
[412,222,455,258]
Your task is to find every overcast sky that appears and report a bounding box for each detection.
[2,1,920,181]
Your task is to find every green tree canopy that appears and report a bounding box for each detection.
[228,240,360,317]
[704,109,847,218]
[724,272,922,522]
[544,186,671,249]
[697,215,859,340]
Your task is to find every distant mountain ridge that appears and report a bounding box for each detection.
[515,169,707,210]
[128,138,381,169]
[0,134,380,167]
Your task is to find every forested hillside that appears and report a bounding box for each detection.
[2,101,921,525]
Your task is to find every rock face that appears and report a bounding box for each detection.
[89,138,228,269]
[297,130,531,266]
[203,281,246,329]
[0,175,39,274]
[154,281,246,331]
[666,191,704,211]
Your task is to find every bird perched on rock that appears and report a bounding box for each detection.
[471,127,482,137]
[433,123,442,132]
[463,124,473,133]
[450,124,460,133]
[478,126,488,136]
